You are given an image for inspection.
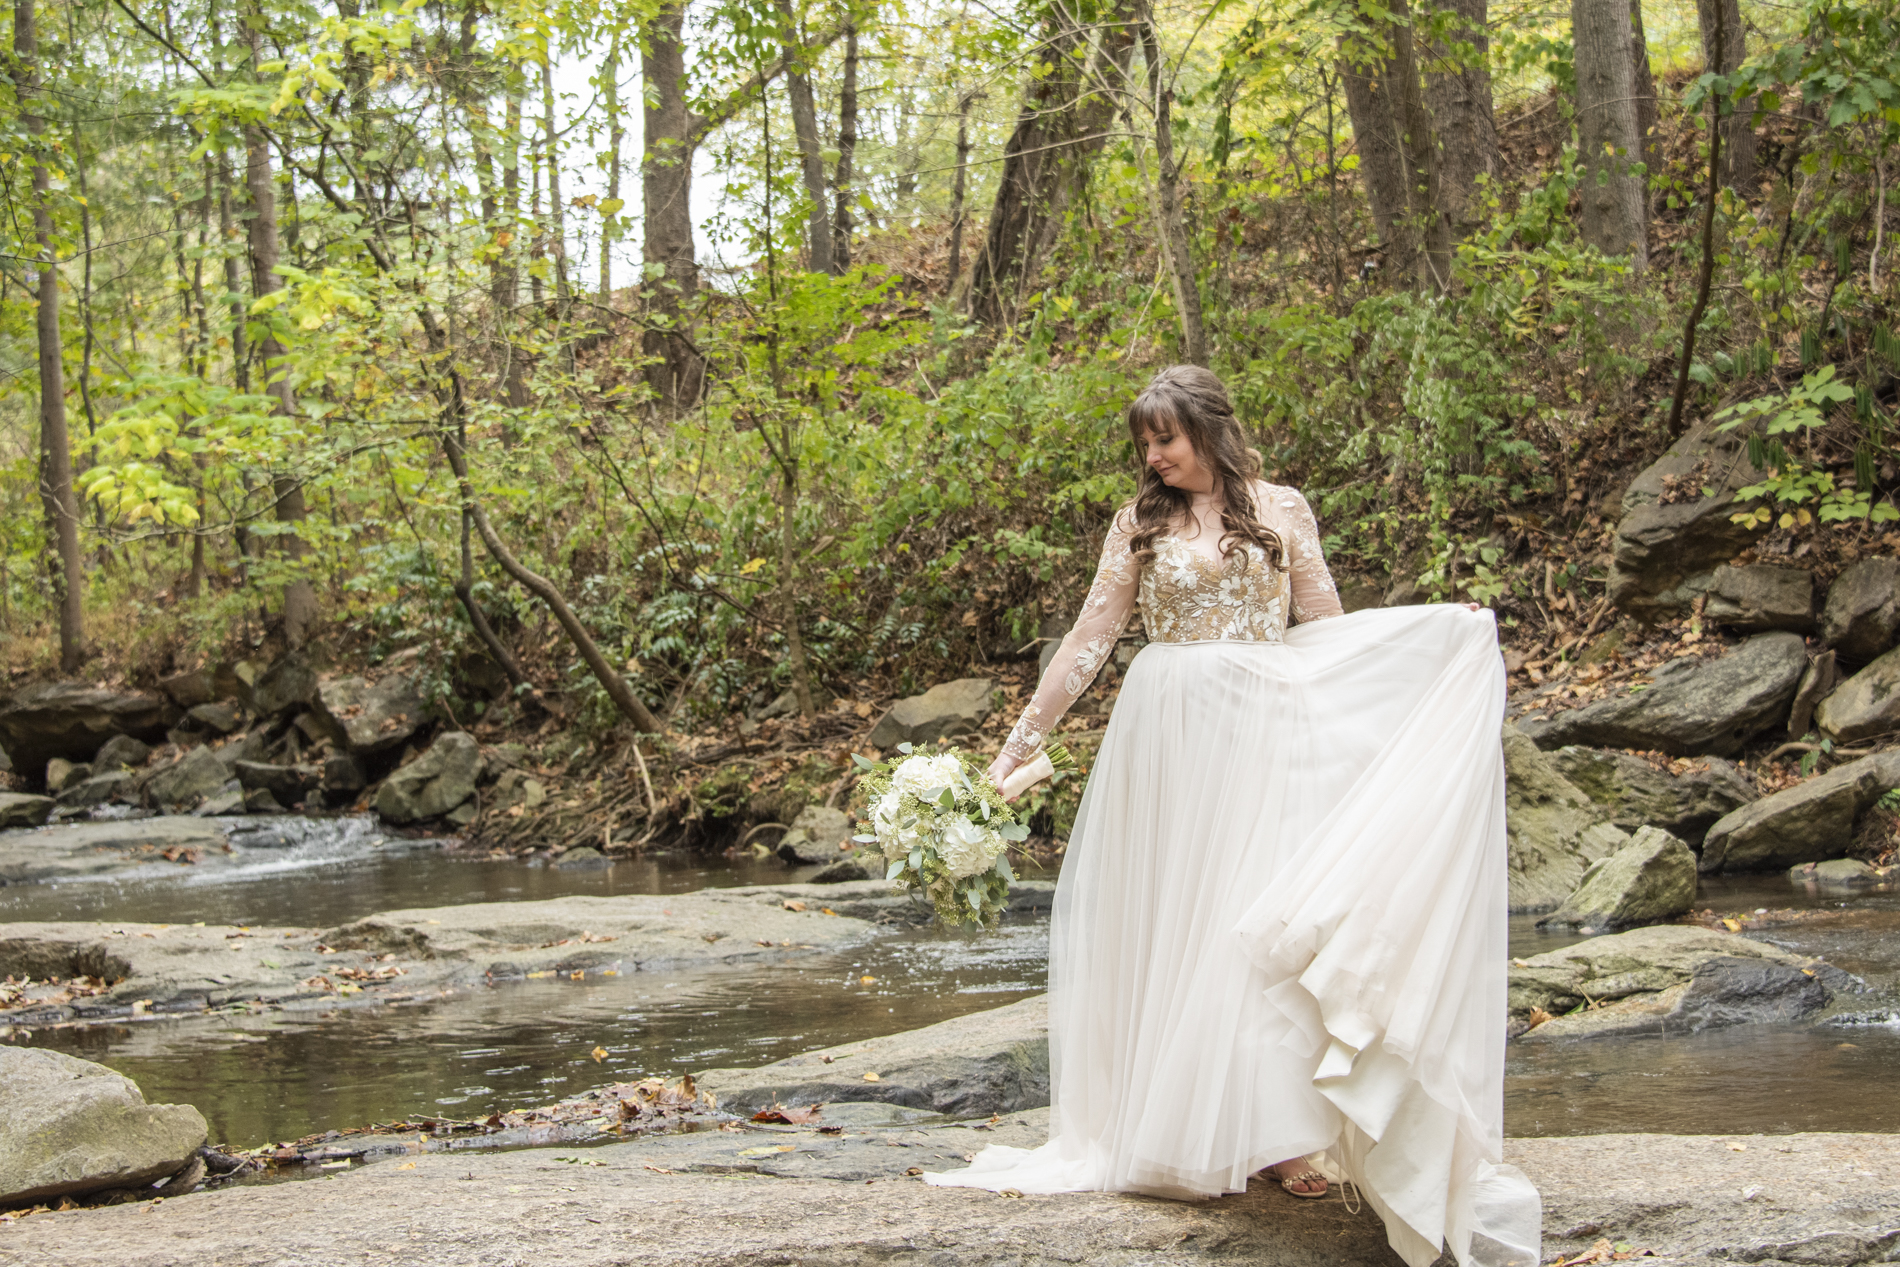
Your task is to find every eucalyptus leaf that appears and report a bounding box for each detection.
[886,857,907,881]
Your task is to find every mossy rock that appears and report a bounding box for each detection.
[689,761,755,820]
[747,754,840,825]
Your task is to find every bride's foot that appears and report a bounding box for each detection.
[1267,1158,1328,1199]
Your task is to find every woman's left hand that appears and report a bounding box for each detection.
[1463,602,1482,612]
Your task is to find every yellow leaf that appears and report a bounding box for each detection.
[740,557,768,575]
[860,975,877,985]
[1721,918,1741,932]
[862,1072,880,1082]
[591,1045,609,1062]
[1778,512,1794,530]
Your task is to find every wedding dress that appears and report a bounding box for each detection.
[924,483,1542,1267]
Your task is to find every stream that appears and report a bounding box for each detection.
[5,816,1898,1147]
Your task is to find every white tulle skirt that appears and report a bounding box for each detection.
[925,605,1542,1267]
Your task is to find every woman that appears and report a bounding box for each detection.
[924,367,1541,1267]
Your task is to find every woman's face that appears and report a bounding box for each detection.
[1139,417,1214,494]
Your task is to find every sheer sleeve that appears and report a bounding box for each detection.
[1264,484,1344,624]
[1000,514,1138,766]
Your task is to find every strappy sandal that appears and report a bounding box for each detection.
[1270,1163,1329,1199]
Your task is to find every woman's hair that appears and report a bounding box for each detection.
[1123,365,1282,567]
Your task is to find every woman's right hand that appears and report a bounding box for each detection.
[986,754,1020,796]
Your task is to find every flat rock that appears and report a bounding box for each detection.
[1503,727,1629,911]
[1608,418,1772,618]
[0,1047,206,1205]
[0,683,174,783]
[1537,826,1697,929]
[375,732,479,824]
[0,818,232,885]
[700,993,1051,1119]
[1509,924,1836,1040]
[0,792,55,828]
[1789,857,1891,887]
[182,702,242,735]
[866,678,995,749]
[54,771,136,810]
[310,673,430,755]
[1704,563,1818,632]
[233,761,316,808]
[1822,556,1900,664]
[6,1120,1900,1267]
[1520,633,1808,757]
[1699,750,1900,872]
[1815,644,1900,745]
[1548,747,1755,845]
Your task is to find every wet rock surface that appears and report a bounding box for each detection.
[775,804,853,865]
[1699,750,1900,873]
[0,817,233,885]
[140,745,227,812]
[1548,747,1755,845]
[1537,826,1697,929]
[374,732,480,824]
[1520,633,1808,757]
[4,1118,1896,1267]
[0,1047,206,1206]
[1502,726,1628,911]
[1509,925,1853,1041]
[700,992,1051,1119]
[0,792,56,828]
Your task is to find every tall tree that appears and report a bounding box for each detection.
[1339,33,1417,283]
[600,34,624,306]
[245,17,320,645]
[1134,2,1207,363]
[15,0,83,671]
[1572,0,1649,268]
[1695,0,1757,192]
[1424,0,1500,239]
[968,1,1136,327]
[946,90,976,291]
[776,0,833,274]
[831,22,858,272]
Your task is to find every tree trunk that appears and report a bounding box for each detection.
[779,459,813,718]
[1387,0,1448,289]
[832,23,858,272]
[455,508,532,693]
[541,58,570,317]
[1629,0,1661,205]
[1572,0,1648,268]
[1695,0,1756,193]
[1424,0,1499,239]
[641,0,705,407]
[601,36,623,306]
[1136,8,1207,364]
[776,0,833,275]
[245,22,319,646]
[947,92,975,290]
[1337,33,1417,284]
[499,89,530,409]
[17,0,83,672]
[969,1,1135,327]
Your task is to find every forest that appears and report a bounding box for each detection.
[1,0,1897,815]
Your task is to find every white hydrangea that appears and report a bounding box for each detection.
[888,752,966,802]
[871,791,930,861]
[938,814,1005,880]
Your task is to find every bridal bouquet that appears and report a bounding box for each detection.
[852,742,1074,930]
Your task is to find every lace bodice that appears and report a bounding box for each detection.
[1000,482,1343,765]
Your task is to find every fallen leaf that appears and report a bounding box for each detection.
[750,1104,823,1125]
[1727,1141,1747,1151]
[862,1072,881,1082]
[782,899,807,912]
[860,975,877,985]
[737,1144,797,1158]
[591,1046,609,1062]
[905,1166,923,1177]
[1721,918,1742,932]
[398,1162,417,1170]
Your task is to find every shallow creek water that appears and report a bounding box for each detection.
[5,818,1899,1146]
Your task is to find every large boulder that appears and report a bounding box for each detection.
[234,761,318,809]
[776,805,853,866]
[0,1047,207,1205]
[374,732,481,824]
[1608,419,1771,618]
[1814,645,1900,745]
[1699,750,1900,873]
[1548,747,1756,846]
[0,793,56,829]
[1503,727,1630,912]
[140,745,228,812]
[1821,557,1900,664]
[866,679,995,749]
[91,735,151,772]
[0,683,173,783]
[310,673,430,755]
[1520,633,1807,757]
[1703,564,1817,633]
[1536,826,1698,929]
[1509,924,1839,1041]
[249,653,317,719]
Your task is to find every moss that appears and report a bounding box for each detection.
[689,762,755,820]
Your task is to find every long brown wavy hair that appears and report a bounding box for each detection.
[1124,365,1282,568]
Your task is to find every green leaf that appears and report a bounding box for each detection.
[886,858,907,881]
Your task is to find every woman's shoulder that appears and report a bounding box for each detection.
[1246,479,1310,513]
[1109,499,1142,535]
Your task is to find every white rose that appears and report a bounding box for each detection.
[890,752,966,802]
[939,814,1004,880]
[872,792,928,862]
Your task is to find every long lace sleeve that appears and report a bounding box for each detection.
[1266,485,1344,623]
[1000,515,1138,765]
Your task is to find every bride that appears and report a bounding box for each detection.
[924,366,1542,1267]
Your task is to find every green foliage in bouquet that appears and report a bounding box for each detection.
[851,743,1050,930]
